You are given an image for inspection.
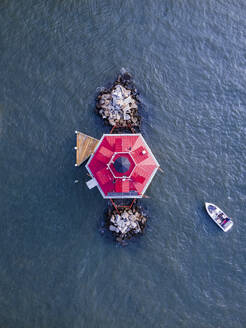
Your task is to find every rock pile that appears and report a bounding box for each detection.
[96,73,141,128]
[107,206,147,242]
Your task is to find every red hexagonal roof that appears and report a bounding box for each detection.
[86,134,159,198]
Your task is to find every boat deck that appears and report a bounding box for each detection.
[75,131,99,166]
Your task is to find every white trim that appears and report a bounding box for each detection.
[99,133,142,137]
[104,194,142,199]
[108,152,136,179]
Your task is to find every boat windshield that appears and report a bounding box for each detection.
[208,205,216,212]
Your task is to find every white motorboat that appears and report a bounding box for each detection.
[205,202,234,232]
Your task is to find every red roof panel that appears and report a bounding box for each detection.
[98,146,113,159]
[94,167,113,186]
[131,136,143,151]
[139,157,157,166]
[115,179,130,193]
[114,138,123,152]
[131,146,149,164]
[122,180,130,193]
[115,179,122,193]
[102,181,115,195]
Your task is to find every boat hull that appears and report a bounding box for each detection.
[205,202,234,232]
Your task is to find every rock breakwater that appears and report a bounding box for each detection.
[106,205,147,242]
[96,73,141,128]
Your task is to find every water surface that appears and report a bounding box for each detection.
[0,1,246,327]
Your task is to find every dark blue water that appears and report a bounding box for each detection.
[1,1,246,327]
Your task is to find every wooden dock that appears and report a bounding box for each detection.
[75,131,99,166]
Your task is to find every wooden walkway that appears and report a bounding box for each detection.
[75,131,99,166]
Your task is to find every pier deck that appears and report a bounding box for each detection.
[75,131,99,166]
